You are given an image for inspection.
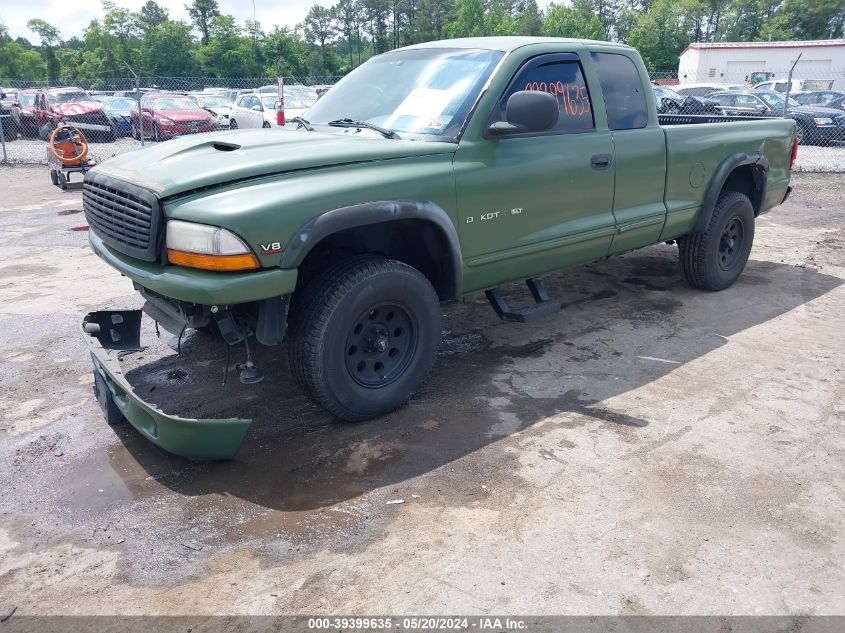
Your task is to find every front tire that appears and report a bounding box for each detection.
[229,118,238,129]
[679,191,755,291]
[288,256,441,421]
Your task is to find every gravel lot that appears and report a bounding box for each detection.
[0,167,843,621]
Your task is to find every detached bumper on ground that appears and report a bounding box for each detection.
[83,309,253,460]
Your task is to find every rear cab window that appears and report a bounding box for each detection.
[495,53,594,133]
[591,52,648,130]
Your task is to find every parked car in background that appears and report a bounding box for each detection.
[201,87,243,103]
[793,90,845,110]
[93,96,135,137]
[229,93,281,129]
[753,79,834,93]
[32,87,115,142]
[10,88,38,136]
[0,88,17,139]
[652,84,720,114]
[256,84,319,123]
[187,92,232,128]
[708,90,845,145]
[675,83,746,97]
[131,93,218,141]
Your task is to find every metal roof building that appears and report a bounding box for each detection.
[678,40,845,88]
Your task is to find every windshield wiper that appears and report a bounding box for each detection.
[327,118,400,139]
[288,116,314,131]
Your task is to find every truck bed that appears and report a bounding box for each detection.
[659,115,796,241]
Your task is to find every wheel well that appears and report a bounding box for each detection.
[295,219,459,300]
[722,164,765,215]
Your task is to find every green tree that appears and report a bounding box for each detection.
[0,24,47,78]
[27,18,62,79]
[143,21,198,75]
[303,5,337,50]
[263,26,309,77]
[196,15,255,76]
[541,3,607,39]
[514,0,543,35]
[140,1,170,31]
[446,0,486,37]
[186,0,220,45]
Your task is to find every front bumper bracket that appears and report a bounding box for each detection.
[82,310,253,460]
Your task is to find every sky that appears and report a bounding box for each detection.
[0,0,335,42]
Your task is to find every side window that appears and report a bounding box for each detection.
[591,52,648,130]
[498,56,594,133]
[735,94,760,107]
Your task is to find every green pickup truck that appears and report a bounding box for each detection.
[82,37,797,459]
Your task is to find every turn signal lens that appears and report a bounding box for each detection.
[167,249,259,271]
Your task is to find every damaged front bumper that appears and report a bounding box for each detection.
[83,310,253,460]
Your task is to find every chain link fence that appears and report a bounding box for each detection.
[2,70,844,171]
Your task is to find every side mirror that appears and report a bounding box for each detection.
[488,90,559,137]
[251,104,262,112]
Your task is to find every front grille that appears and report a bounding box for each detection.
[68,112,108,125]
[83,172,161,262]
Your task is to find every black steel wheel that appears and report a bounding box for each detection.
[288,256,441,421]
[344,302,418,389]
[679,190,755,291]
[718,216,745,271]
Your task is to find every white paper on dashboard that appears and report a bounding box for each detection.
[394,88,453,119]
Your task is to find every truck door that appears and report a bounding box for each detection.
[454,53,616,290]
[590,51,667,255]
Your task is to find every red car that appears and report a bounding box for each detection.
[32,87,115,142]
[11,88,39,136]
[131,93,218,141]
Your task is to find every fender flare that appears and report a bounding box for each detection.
[693,151,769,234]
[280,200,463,299]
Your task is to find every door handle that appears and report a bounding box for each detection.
[591,154,613,170]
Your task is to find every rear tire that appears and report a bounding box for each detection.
[288,256,441,421]
[229,118,238,129]
[679,191,755,291]
[262,121,271,128]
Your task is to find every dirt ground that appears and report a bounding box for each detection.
[0,166,843,618]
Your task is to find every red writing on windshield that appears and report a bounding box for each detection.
[525,82,591,116]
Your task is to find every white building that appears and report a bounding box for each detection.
[678,40,845,88]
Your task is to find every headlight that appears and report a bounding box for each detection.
[814,117,833,125]
[166,220,259,271]
[158,117,174,125]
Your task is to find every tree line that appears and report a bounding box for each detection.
[1,0,843,84]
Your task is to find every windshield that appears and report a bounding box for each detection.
[197,95,230,108]
[305,47,504,140]
[758,92,799,108]
[653,85,681,100]
[260,96,278,109]
[20,94,35,106]
[47,91,91,104]
[152,97,200,110]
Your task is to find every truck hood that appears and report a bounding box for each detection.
[92,128,457,198]
[51,101,104,117]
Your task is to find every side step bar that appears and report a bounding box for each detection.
[485,278,561,323]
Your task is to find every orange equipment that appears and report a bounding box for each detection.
[49,123,89,167]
